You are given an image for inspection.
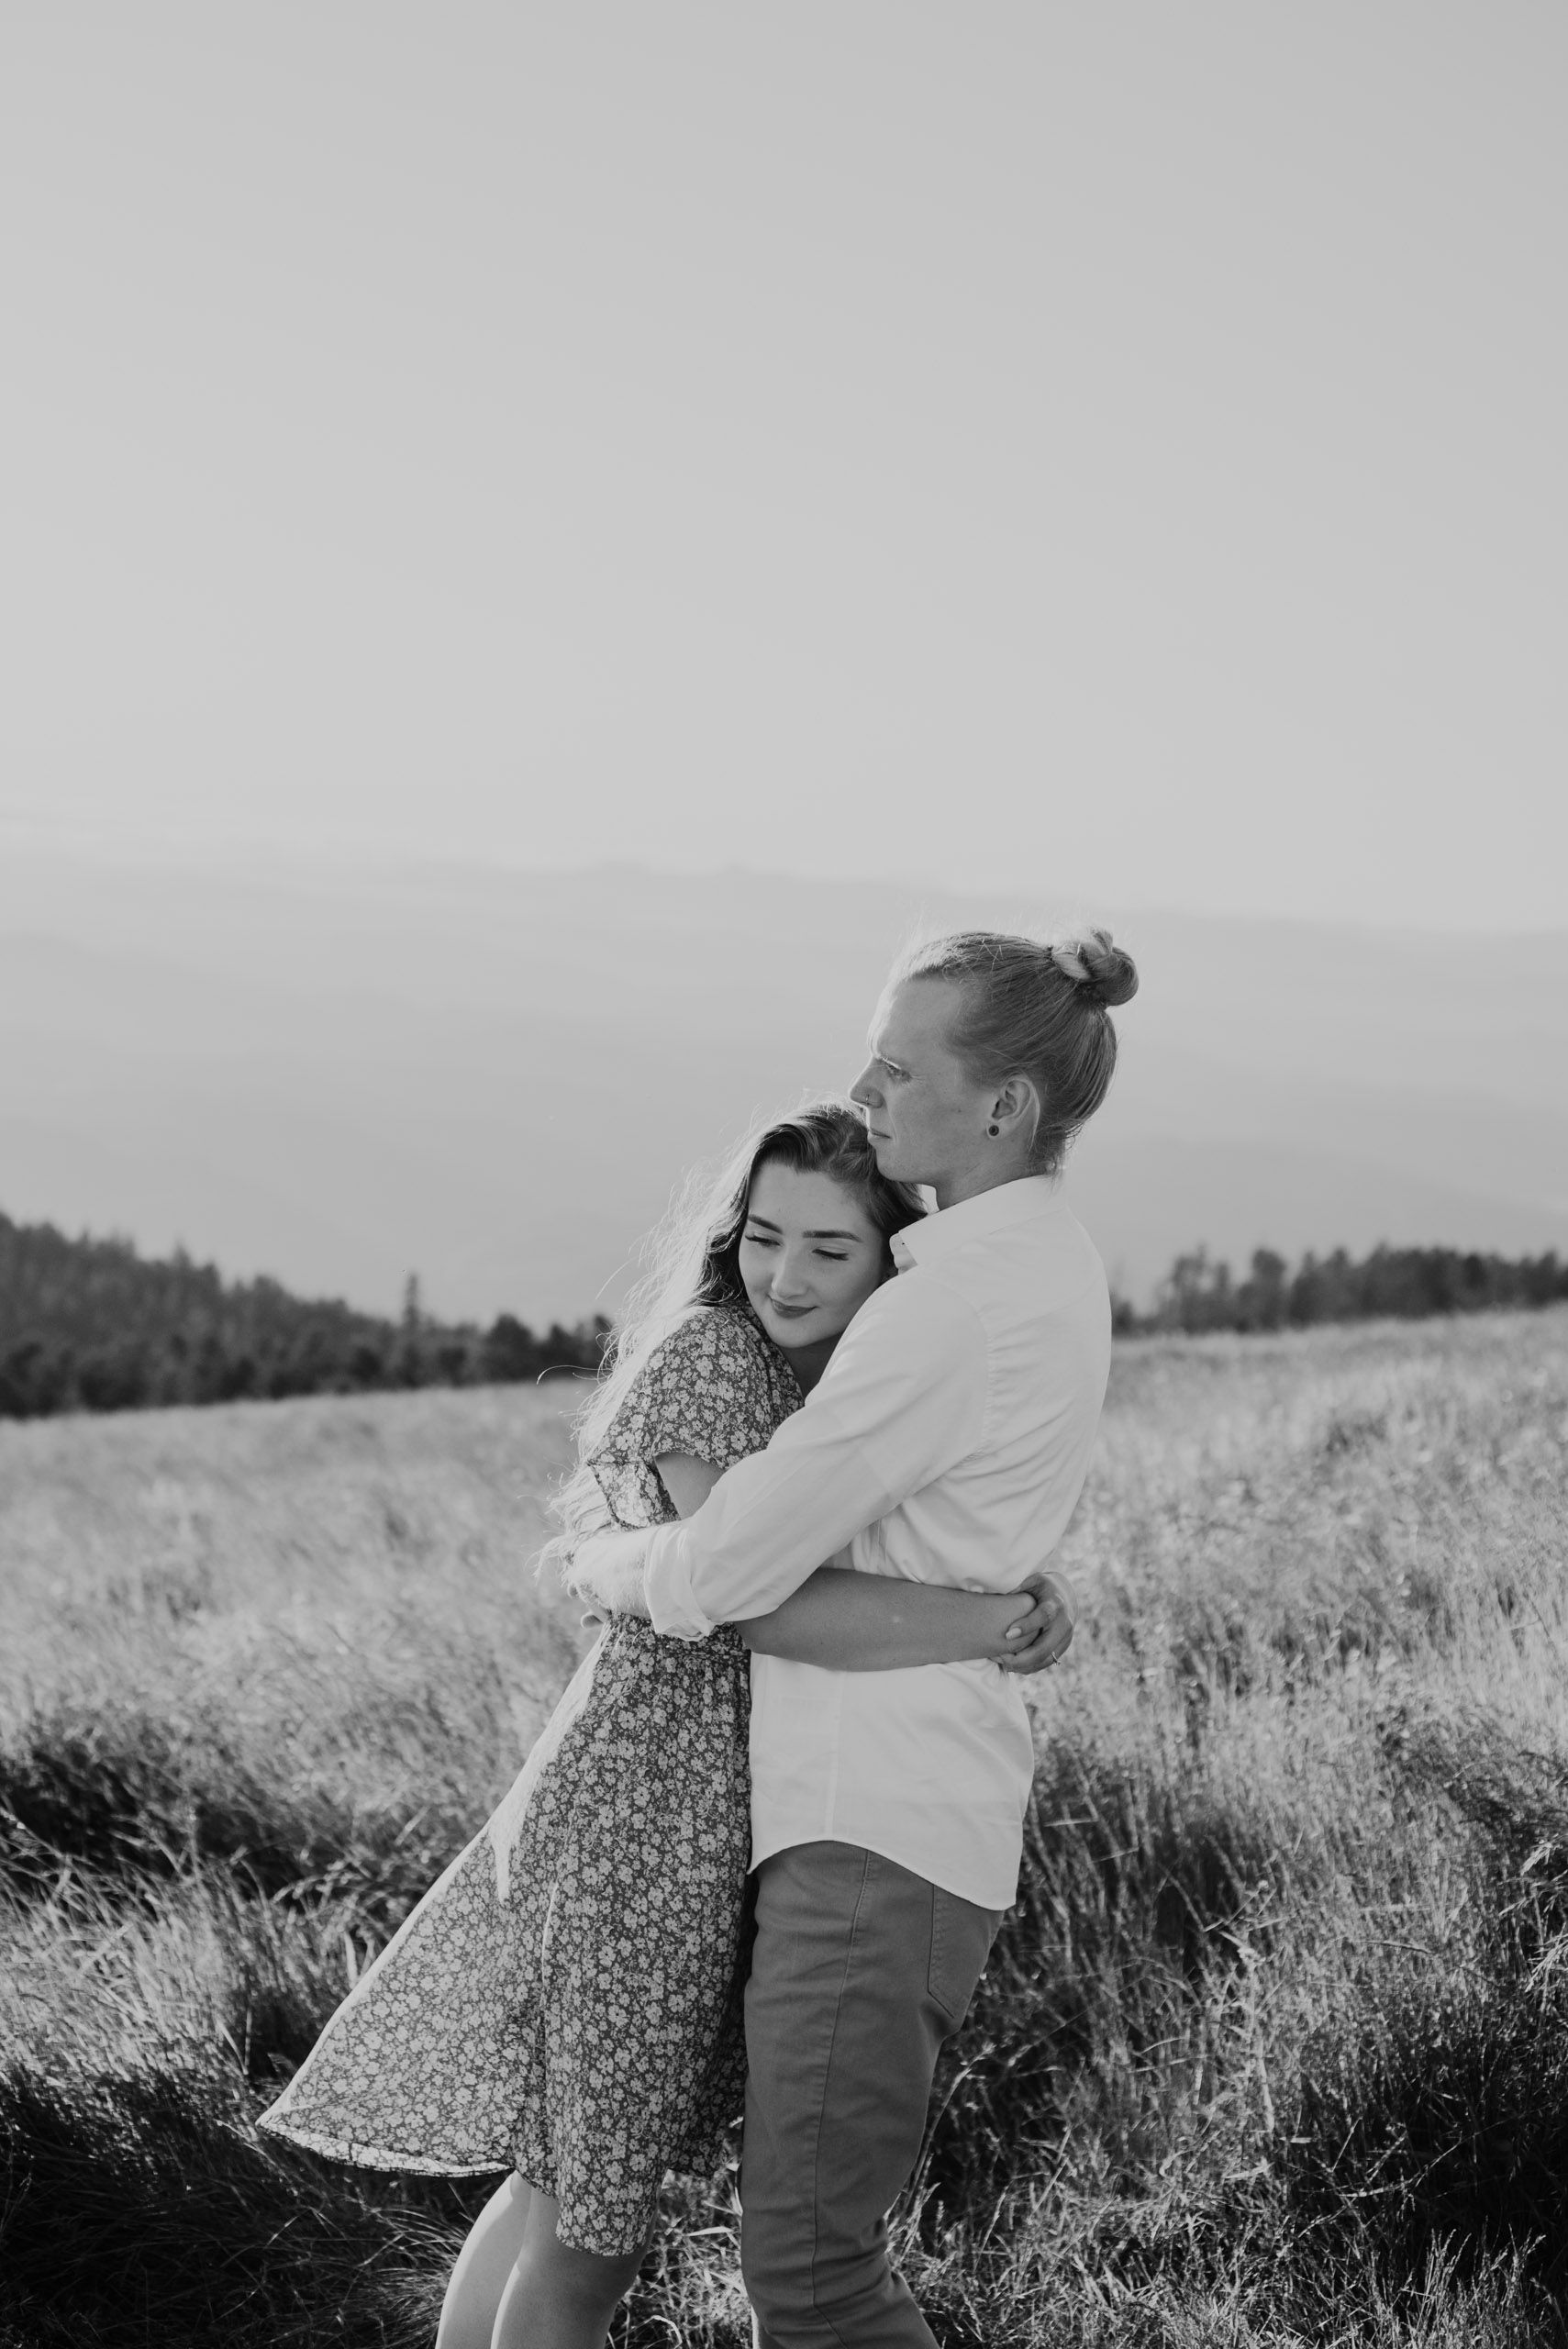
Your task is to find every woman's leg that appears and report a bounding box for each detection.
[436,2173,535,2349]
[490,2188,646,2349]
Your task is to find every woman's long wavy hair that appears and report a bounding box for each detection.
[544,1102,925,1569]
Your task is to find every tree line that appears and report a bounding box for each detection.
[5,1210,1566,1420]
[0,1212,609,1420]
[1117,1241,1568,1337]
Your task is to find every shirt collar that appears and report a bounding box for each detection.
[890,1176,1063,1272]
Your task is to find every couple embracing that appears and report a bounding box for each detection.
[262,922,1139,2346]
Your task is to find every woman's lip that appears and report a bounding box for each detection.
[766,1299,816,1319]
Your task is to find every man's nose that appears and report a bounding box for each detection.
[849,1063,879,1108]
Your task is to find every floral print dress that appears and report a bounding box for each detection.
[259,1307,801,2255]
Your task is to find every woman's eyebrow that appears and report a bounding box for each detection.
[744,1213,861,1241]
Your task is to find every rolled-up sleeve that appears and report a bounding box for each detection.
[643,1275,988,1636]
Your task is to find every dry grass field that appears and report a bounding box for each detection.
[3,1312,1566,2346]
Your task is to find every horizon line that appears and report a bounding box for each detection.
[1,819,1564,946]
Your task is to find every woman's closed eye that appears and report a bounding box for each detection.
[744,1231,850,1263]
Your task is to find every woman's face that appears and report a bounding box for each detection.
[739,1161,889,1359]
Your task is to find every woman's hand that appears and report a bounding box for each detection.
[994,1570,1078,1675]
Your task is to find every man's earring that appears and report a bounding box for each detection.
[987,1122,1000,1137]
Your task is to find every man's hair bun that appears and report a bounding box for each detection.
[1050,927,1139,1008]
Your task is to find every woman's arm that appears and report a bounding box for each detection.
[740,1565,1039,1670]
[654,1452,1052,1671]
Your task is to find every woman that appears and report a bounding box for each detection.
[260,1103,1049,2349]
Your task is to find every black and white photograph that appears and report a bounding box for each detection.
[2,8,1565,2345]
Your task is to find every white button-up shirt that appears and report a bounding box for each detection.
[642,1176,1113,1909]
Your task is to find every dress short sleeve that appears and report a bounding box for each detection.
[585,1309,798,1529]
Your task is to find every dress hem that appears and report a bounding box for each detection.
[256,2112,510,2179]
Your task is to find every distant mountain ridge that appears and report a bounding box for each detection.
[1,848,1564,1319]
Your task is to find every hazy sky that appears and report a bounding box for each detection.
[5,5,1563,929]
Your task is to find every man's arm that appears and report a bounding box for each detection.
[570,1528,1081,1671]
[564,1525,656,1618]
[592,1447,1056,1669]
[573,1275,989,1636]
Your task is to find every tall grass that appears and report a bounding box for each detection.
[3,1315,1565,2344]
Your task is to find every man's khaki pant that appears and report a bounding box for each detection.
[740,1841,1002,2348]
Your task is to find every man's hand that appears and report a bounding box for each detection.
[995,1569,1078,1676]
[566,1527,655,1620]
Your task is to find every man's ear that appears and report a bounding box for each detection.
[989,1074,1040,1133]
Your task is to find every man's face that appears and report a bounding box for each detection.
[849,976,996,1199]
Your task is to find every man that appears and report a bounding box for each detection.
[573,929,1131,2346]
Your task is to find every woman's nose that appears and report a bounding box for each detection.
[771,1248,811,1298]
